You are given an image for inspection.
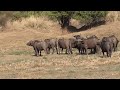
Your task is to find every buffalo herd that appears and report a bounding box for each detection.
[27,34,119,57]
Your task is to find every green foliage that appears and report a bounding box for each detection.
[0,11,108,29]
[12,11,43,20]
[0,11,108,22]
[0,11,13,28]
[73,11,108,23]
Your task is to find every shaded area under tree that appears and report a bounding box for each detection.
[66,17,106,33]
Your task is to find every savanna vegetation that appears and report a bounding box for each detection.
[0,11,108,29]
[0,11,119,79]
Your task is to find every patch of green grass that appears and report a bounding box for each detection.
[115,44,120,51]
[68,70,76,74]
[43,56,47,59]
[97,64,120,72]
[0,52,5,57]
[79,55,89,60]
[117,46,120,51]
[0,73,17,79]
[13,58,27,63]
[8,50,33,55]
[0,58,26,65]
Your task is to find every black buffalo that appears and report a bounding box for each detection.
[58,38,72,54]
[27,40,49,56]
[100,37,113,57]
[44,38,58,54]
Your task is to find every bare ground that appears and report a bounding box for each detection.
[0,21,120,79]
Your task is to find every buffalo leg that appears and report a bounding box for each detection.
[109,51,112,57]
[68,48,71,54]
[39,51,42,56]
[70,48,73,54]
[66,47,71,54]
[102,51,104,56]
[85,48,88,55]
[52,47,55,54]
[90,49,93,54]
[33,47,37,56]
[56,46,58,54]
[47,48,50,54]
[35,48,39,57]
[44,48,49,55]
[78,49,81,54]
[83,48,86,54]
[109,48,112,57]
[61,48,64,54]
[66,48,70,54]
[58,46,61,54]
[69,46,72,54]
[106,51,109,57]
[94,47,96,54]
[80,48,82,54]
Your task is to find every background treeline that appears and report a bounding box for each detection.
[0,11,108,29]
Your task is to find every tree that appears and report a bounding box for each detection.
[46,11,108,29]
[73,11,108,23]
[46,11,74,28]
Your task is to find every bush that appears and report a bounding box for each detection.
[72,11,108,23]
[0,11,13,28]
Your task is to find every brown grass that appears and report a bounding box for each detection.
[5,16,62,35]
[0,16,120,79]
[106,11,120,23]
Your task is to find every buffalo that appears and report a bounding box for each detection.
[58,38,72,54]
[27,40,49,56]
[73,35,85,40]
[44,38,58,54]
[26,40,40,56]
[100,37,113,57]
[73,35,81,39]
[74,39,88,55]
[109,35,119,51]
[75,36,100,54]
[26,34,118,58]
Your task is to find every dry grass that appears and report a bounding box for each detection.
[106,11,120,23]
[0,16,120,79]
[5,16,62,35]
